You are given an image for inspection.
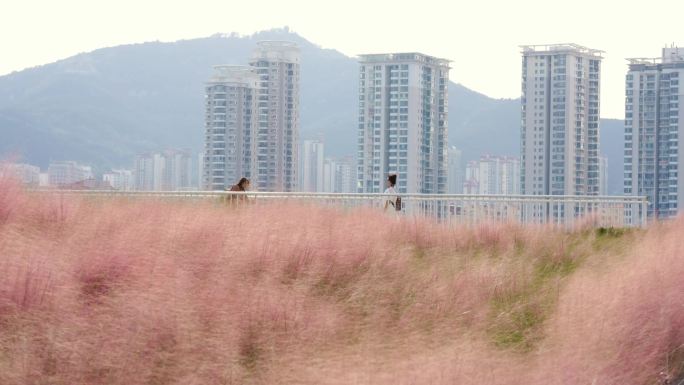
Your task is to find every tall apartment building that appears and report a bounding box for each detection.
[447,146,463,194]
[356,52,450,194]
[134,150,192,191]
[47,161,93,187]
[624,47,684,218]
[300,139,324,192]
[249,41,300,192]
[203,65,258,190]
[520,44,603,196]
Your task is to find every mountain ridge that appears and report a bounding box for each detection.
[0,28,624,194]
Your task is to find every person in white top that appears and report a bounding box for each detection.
[384,174,400,214]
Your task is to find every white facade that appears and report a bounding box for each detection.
[462,156,520,195]
[134,150,192,191]
[250,41,301,192]
[323,158,336,193]
[164,150,193,190]
[624,47,684,218]
[357,52,450,194]
[599,156,608,196]
[47,161,93,187]
[103,169,134,191]
[478,156,500,195]
[4,163,41,186]
[323,156,355,193]
[447,146,463,194]
[521,44,602,196]
[153,153,165,190]
[197,153,204,190]
[335,157,355,193]
[203,65,259,190]
[300,140,324,192]
[134,154,155,191]
[463,161,480,194]
[39,173,49,187]
[501,157,521,195]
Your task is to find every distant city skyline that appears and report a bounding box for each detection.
[2,0,683,118]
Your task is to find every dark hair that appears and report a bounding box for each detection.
[387,174,397,187]
[237,177,250,190]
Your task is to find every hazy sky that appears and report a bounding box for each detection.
[2,0,682,118]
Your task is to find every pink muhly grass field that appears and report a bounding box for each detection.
[0,175,682,384]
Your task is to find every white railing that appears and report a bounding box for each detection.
[39,190,648,228]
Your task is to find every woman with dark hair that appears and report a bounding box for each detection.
[383,173,400,215]
[230,178,250,192]
[227,177,250,202]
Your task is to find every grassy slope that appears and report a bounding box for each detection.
[0,177,682,384]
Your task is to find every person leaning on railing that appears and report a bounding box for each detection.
[224,177,250,205]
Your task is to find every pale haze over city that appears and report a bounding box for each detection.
[2,0,683,117]
[1,1,684,383]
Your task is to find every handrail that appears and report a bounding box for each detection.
[34,189,646,201]
[29,190,648,228]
